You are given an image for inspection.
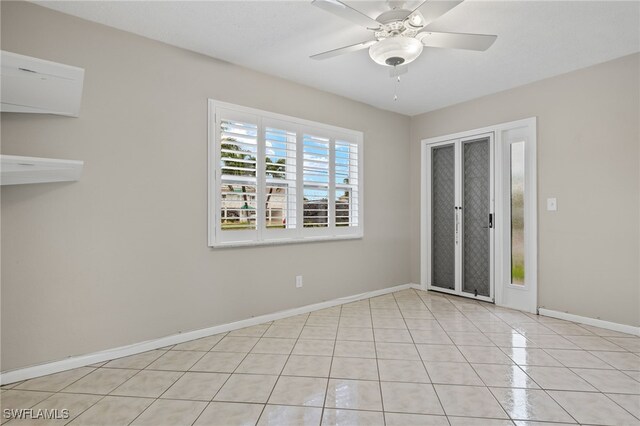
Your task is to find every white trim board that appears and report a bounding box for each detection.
[539,308,640,337]
[0,283,416,385]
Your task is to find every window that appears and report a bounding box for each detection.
[510,141,525,285]
[209,100,363,247]
[219,119,258,231]
[303,134,330,228]
[336,140,360,229]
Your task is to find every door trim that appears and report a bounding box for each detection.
[421,118,538,311]
[494,118,538,313]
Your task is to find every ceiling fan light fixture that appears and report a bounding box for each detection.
[407,13,423,28]
[369,36,423,67]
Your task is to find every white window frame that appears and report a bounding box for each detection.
[208,100,364,248]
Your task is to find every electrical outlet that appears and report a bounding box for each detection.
[295,275,303,288]
[547,198,557,211]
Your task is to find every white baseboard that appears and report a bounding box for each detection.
[538,308,640,337]
[408,283,424,290]
[0,283,415,385]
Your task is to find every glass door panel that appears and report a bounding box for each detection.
[431,144,456,290]
[461,138,491,297]
[510,141,525,285]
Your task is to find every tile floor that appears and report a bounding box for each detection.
[1,289,639,425]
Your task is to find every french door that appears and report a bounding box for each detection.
[425,133,494,302]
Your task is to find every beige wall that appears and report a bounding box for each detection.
[410,53,640,327]
[2,1,638,374]
[0,2,411,371]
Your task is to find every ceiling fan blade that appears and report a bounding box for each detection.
[311,40,377,60]
[409,1,463,27]
[418,31,497,51]
[312,0,381,29]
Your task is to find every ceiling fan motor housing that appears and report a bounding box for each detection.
[376,9,412,25]
[367,8,425,67]
[386,57,405,66]
[369,36,424,67]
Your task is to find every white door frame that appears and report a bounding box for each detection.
[421,117,538,312]
[422,133,494,303]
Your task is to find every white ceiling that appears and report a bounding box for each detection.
[35,1,640,116]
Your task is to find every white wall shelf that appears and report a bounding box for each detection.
[1,155,83,186]
[0,50,85,117]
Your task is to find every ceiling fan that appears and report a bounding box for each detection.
[310,0,497,75]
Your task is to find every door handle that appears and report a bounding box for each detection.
[482,213,494,229]
[454,207,459,245]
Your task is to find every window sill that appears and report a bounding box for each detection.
[209,234,363,249]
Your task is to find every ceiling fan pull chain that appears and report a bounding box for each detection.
[394,74,400,101]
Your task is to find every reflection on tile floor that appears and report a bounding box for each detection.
[2,289,639,425]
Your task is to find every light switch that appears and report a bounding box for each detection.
[547,198,557,211]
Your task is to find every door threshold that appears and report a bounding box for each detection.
[427,287,494,304]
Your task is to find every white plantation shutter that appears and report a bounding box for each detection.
[302,133,331,229]
[217,112,259,244]
[209,101,363,247]
[335,140,359,229]
[263,120,298,239]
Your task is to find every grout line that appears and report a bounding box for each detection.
[443,295,580,425]
[55,364,130,425]
[602,392,640,422]
[540,387,583,424]
[254,310,313,425]
[61,395,111,426]
[368,295,386,426]
[10,369,105,426]
[126,342,214,425]
[408,288,456,425]
[189,327,269,426]
[319,303,341,425]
